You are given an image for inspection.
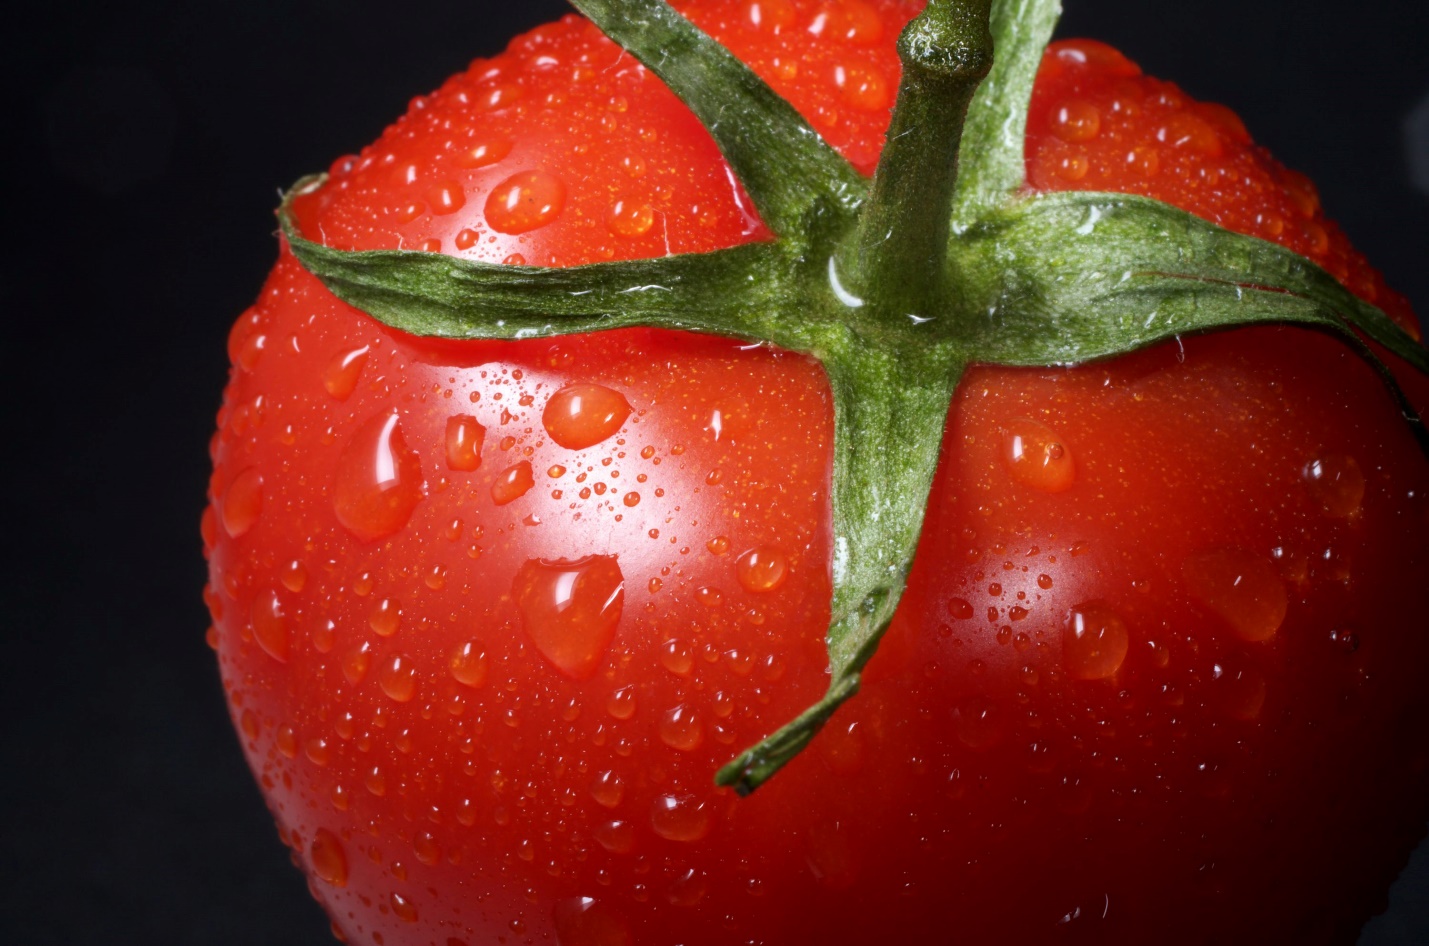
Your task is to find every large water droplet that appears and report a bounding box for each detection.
[553,897,633,946]
[221,468,265,538]
[1183,548,1287,642]
[445,414,486,471]
[650,794,712,842]
[332,412,424,542]
[1062,601,1129,680]
[1003,419,1076,492]
[1303,454,1366,519]
[513,556,624,679]
[542,384,632,450]
[310,828,348,887]
[485,170,566,233]
[251,589,289,662]
[592,819,635,854]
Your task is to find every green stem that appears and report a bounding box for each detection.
[849,0,994,316]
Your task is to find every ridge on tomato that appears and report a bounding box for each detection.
[206,1,1429,944]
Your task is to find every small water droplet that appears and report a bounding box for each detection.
[513,556,624,679]
[323,345,370,401]
[491,461,535,505]
[379,655,418,702]
[485,170,566,233]
[1183,548,1287,642]
[592,819,635,854]
[1303,454,1366,519]
[333,412,424,541]
[666,868,708,907]
[658,704,703,752]
[1004,419,1076,492]
[310,828,348,887]
[369,598,400,637]
[457,135,512,168]
[650,794,712,842]
[954,697,1004,749]
[553,897,633,946]
[659,639,693,675]
[221,468,265,538]
[413,831,440,866]
[390,891,419,923]
[590,770,624,808]
[251,589,289,662]
[445,414,486,471]
[1330,628,1361,654]
[1062,601,1129,680]
[735,547,788,593]
[1053,99,1102,142]
[543,384,632,449]
[607,199,654,237]
[427,180,466,215]
[606,685,637,719]
[449,641,488,687]
[947,597,974,620]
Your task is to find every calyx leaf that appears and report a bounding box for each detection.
[276,0,1428,795]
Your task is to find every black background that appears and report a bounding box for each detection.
[4,1,1428,943]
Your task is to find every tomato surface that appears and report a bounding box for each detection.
[207,2,1429,943]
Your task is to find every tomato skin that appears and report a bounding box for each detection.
[208,2,1429,943]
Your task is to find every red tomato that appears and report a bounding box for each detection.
[206,2,1429,943]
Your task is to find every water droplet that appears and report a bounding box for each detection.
[1330,628,1361,654]
[369,598,401,637]
[666,868,708,907]
[735,547,788,593]
[445,415,486,471]
[221,468,265,538]
[622,492,640,507]
[832,62,889,111]
[954,697,1004,749]
[343,642,372,684]
[280,560,307,593]
[485,170,566,233]
[1062,601,1129,680]
[449,641,488,687]
[606,685,637,719]
[658,704,704,752]
[390,891,419,923]
[1183,548,1287,642]
[323,345,370,401]
[1303,454,1366,519]
[457,135,512,168]
[946,597,974,619]
[805,821,858,890]
[1213,659,1267,720]
[491,461,535,505]
[659,639,693,675]
[310,828,348,887]
[1037,573,1054,590]
[427,180,466,215]
[745,0,796,30]
[592,819,635,854]
[413,831,441,866]
[553,897,633,946]
[513,556,624,679]
[1004,419,1076,492]
[607,199,654,236]
[650,794,712,842]
[333,412,424,541]
[251,589,289,662]
[590,770,624,809]
[379,655,418,702]
[1052,99,1101,142]
[542,384,632,449]
[706,535,730,555]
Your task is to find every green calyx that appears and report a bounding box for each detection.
[280,0,1429,795]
